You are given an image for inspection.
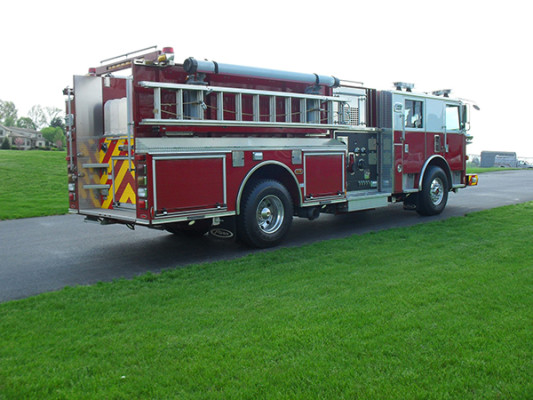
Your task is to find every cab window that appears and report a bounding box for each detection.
[405,100,423,128]
[446,105,460,130]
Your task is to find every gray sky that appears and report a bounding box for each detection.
[2,0,531,157]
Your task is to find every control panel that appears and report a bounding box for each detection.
[335,131,379,192]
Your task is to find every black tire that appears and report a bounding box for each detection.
[417,166,449,216]
[164,220,211,237]
[237,179,293,248]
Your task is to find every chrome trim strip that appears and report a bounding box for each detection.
[136,137,350,153]
[152,157,157,211]
[126,76,134,171]
[300,198,346,207]
[150,211,236,225]
[140,118,365,131]
[111,157,116,205]
[152,208,235,223]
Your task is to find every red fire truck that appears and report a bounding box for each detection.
[65,47,478,248]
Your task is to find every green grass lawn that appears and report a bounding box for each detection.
[466,166,532,174]
[0,150,68,219]
[1,203,532,399]
[467,166,497,174]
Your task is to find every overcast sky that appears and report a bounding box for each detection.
[2,0,531,157]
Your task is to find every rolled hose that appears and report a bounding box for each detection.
[183,57,340,88]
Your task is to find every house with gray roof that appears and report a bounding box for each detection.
[0,124,47,150]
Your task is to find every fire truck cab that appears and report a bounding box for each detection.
[65,47,477,248]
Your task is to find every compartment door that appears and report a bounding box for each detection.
[303,153,345,201]
[153,155,226,216]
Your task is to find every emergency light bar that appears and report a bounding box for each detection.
[394,82,414,92]
[432,89,452,97]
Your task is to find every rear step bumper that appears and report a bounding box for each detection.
[78,208,140,224]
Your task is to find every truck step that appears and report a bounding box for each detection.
[82,163,109,169]
[83,184,110,190]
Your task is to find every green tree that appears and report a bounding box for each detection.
[50,115,65,133]
[16,117,37,130]
[1,137,10,149]
[0,100,18,127]
[41,126,66,149]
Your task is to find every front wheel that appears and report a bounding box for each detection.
[417,166,449,216]
[237,180,293,248]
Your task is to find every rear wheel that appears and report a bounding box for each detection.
[417,166,449,216]
[237,180,293,248]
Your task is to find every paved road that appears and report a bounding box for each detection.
[1,170,533,303]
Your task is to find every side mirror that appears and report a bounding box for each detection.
[461,104,469,130]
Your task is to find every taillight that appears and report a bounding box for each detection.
[137,187,148,198]
[67,158,77,205]
[68,180,76,202]
[136,156,148,210]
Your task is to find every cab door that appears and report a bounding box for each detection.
[392,95,426,193]
[443,103,464,172]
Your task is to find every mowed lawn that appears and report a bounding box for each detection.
[1,202,532,399]
[0,150,68,219]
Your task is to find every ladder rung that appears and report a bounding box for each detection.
[327,100,334,124]
[253,95,260,122]
[217,92,224,120]
[269,96,276,122]
[300,99,306,123]
[285,98,292,123]
[176,89,183,120]
[236,93,242,121]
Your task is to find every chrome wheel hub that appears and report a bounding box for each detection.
[256,195,284,234]
[430,177,444,205]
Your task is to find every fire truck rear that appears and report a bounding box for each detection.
[65,47,478,248]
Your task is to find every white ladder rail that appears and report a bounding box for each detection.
[138,81,362,129]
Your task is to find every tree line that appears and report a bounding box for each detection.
[0,99,66,149]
